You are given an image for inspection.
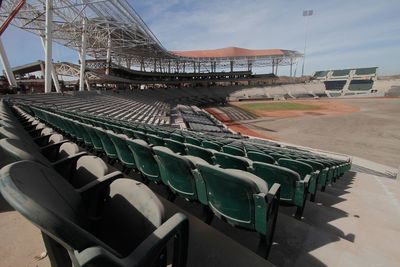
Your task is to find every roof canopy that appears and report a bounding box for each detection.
[173,47,287,59]
[1,0,302,72]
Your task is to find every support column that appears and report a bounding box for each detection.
[176,61,179,73]
[271,59,275,74]
[275,61,279,75]
[153,59,157,72]
[230,60,233,72]
[290,58,293,77]
[140,59,144,72]
[40,36,61,92]
[79,18,87,91]
[106,30,111,75]
[0,39,17,87]
[193,62,196,73]
[183,62,185,72]
[168,61,171,73]
[44,0,53,93]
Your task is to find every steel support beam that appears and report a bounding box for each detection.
[44,0,53,93]
[40,36,61,92]
[290,58,293,77]
[105,31,111,75]
[79,18,87,91]
[0,38,17,87]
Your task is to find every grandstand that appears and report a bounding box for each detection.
[312,67,379,96]
[1,1,400,267]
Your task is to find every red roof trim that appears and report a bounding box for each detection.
[172,47,285,58]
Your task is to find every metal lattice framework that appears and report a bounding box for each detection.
[0,0,302,73]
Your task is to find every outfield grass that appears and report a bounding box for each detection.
[240,102,320,111]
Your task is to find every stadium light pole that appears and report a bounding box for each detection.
[301,9,313,77]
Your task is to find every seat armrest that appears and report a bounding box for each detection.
[51,152,88,180]
[40,141,68,157]
[266,183,281,204]
[76,171,124,194]
[126,213,189,267]
[33,134,52,146]
[303,175,311,185]
[75,214,189,267]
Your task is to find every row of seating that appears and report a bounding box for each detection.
[25,104,350,222]
[21,104,281,257]
[0,99,189,266]
[10,92,171,126]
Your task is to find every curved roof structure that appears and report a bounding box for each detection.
[174,47,289,58]
[0,0,302,72]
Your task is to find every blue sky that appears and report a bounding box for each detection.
[1,0,400,76]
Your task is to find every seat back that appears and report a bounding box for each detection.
[213,151,250,171]
[297,159,324,171]
[93,128,117,158]
[170,133,185,143]
[146,134,165,146]
[72,155,110,188]
[0,138,51,168]
[185,143,214,164]
[196,163,268,230]
[57,142,80,160]
[108,132,136,168]
[247,151,275,164]
[185,136,201,146]
[164,138,187,155]
[278,158,314,179]
[153,146,197,199]
[0,161,98,252]
[252,162,300,202]
[222,145,245,157]
[202,140,221,151]
[127,139,160,181]
[0,160,170,264]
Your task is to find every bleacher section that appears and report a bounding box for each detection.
[331,69,351,77]
[313,67,378,95]
[313,71,329,79]
[348,80,374,91]
[324,80,347,90]
[354,67,378,76]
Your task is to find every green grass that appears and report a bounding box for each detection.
[240,102,320,112]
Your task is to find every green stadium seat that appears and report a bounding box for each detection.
[196,163,280,258]
[93,127,118,161]
[170,133,185,143]
[107,132,136,170]
[164,138,187,155]
[126,139,160,182]
[0,160,189,267]
[146,134,165,146]
[213,151,251,171]
[278,158,319,202]
[202,140,221,151]
[81,124,104,153]
[222,145,246,157]
[185,136,202,146]
[252,162,309,219]
[153,146,205,201]
[247,151,275,164]
[297,159,329,191]
[185,143,215,164]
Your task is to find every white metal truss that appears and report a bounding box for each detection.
[0,0,302,73]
